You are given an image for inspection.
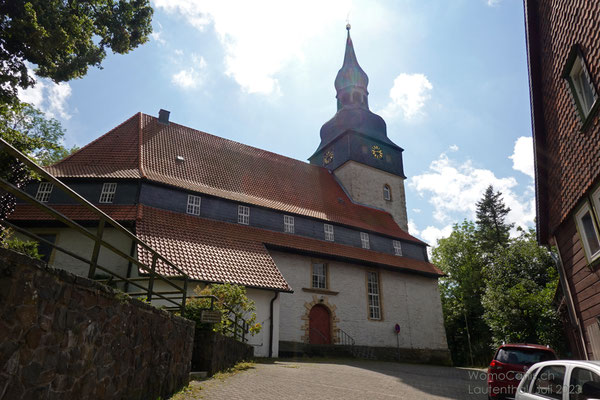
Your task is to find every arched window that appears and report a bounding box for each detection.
[383,184,392,201]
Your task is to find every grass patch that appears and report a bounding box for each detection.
[167,381,203,400]
[212,361,256,381]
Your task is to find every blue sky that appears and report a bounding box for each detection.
[18,0,535,247]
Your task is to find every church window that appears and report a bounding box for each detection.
[284,215,294,233]
[383,185,392,201]
[238,205,250,225]
[360,232,370,249]
[35,182,53,203]
[324,224,334,241]
[99,183,117,203]
[312,262,327,289]
[576,201,600,263]
[393,240,402,256]
[186,195,202,216]
[564,46,598,122]
[367,271,381,320]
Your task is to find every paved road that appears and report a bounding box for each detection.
[194,360,489,399]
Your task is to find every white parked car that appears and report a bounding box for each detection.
[515,360,600,400]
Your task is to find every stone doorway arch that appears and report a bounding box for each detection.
[301,295,340,344]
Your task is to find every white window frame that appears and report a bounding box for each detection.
[569,55,597,118]
[186,195,202,216]
[99,183,117,204]
[367,271,381,320]
[393,240,403,256]
[383,185,391,201]
[312,262,327,289]
[575,201,600,263]
[284,215,294,233]
[360,232,370,249]
[324,224,334,241]
[35,182,53,203]
[238,205,250,225]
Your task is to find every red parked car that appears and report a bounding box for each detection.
[487,343,556,400]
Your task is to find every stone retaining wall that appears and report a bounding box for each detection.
[0,248,195,400]
[192,330,254,376]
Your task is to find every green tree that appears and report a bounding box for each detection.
[482,228,564,352]
[0,0,153,104]
[185,283,262,336]
[476,185,513,253]
[433,220,492,366]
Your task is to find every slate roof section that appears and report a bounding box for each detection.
[135,206,443,283]
[47,112,424,244]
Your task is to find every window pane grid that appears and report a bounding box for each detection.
[35,182,53,203]
[367,271,381,320]
[186,195,202,215]
[393,240,402,256]
[324,224,334,241]
[361,232,370,249]
[99,183,117,203]
[284,215,294,233]
[238,205,250,225]
[312,263,326,289]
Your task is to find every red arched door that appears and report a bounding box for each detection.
[309,304,331,344]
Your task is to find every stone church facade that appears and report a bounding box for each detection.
[12,27,449,363]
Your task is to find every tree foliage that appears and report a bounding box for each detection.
[185,283,262,336]
[0,0,153,104]
[476,185,513,253]
[434,188,565,366]
[433,220,492,366]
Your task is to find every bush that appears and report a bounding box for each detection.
[0,228,41,260]
[185,283,261,336]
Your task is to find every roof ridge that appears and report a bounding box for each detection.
[52,113,142,167]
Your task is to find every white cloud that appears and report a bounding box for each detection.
[380,73,433,120]
[151,21,166,45]
[409,152,535,231]
[154,0,351,95]
[487,0,502,6]
[171,55,207,89]
[449,144,459,152]
[408,219,420,236]
[421,225,453,247]
[509,136,534,179]
[18,72,72,120]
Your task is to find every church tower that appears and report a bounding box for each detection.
[309,25,408,231]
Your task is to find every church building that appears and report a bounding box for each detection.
[12,26,449,363]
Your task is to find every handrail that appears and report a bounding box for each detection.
[0,137,191,314]
[189,295,251,343]
[336,328,356,346]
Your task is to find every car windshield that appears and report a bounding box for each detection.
[495,347,555,366]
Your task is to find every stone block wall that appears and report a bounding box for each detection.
[0,248,195,400]
[191,330,253,376]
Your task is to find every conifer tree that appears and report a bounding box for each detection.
[475,185,513,253]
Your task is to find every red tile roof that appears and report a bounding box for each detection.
[135,206,442,288]
[46,113,423,244]
[8,204,139,221]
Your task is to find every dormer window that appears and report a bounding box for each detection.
[383,185,392,201]
[99,183,117,203]
[564,46,598,122]
[186,195,201,216]
[35,182,53,203]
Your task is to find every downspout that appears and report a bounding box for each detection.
[552,238,589,359]
[269,291,279,358]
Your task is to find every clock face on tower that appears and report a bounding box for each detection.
[371,145,383,159]
[323,150,334,165]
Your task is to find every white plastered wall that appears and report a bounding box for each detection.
[333,161,408,231]
[272,250,448,351]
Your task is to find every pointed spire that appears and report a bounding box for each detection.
[334,25,369,110]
